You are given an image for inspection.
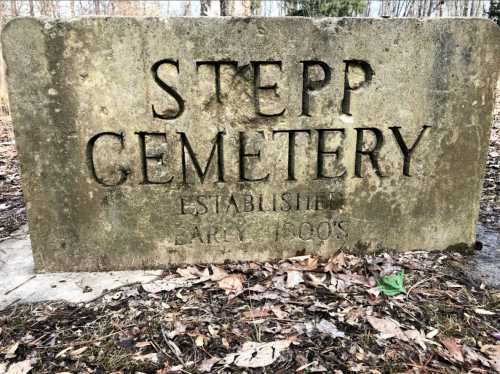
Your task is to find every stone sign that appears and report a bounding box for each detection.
[3,17,499,271]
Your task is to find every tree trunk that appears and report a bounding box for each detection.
[220,0,229,15]
[200,0,210,16]
[184,0,192,16]
[10,0,17,16]
[427,0,434,16]
[28,0,35,16]
[93,0,101,15]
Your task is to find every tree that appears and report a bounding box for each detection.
[200,0,210,16]
[489,0,500,25]
[284,0,366,17]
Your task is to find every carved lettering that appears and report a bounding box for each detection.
[178,131,225,184]
[151,59,185,120]
[86,132,129,187]
[251,61,286,117]
[390,125,431,176]
[354,127,384,178]
[301,60,332,117]
[136,131,173,185]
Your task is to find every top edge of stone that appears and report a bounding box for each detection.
[3,15,500,23]
[3,16,499,46]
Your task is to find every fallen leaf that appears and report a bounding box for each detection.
[5,360,32,374]
[70,346,88,357]
[225,339,292,368]
[463,345,491,367]
[426,328,439,339]
[404,329,427,349]
[305,272,328,287]
[377,270,406,296]
[316,319,345,339]
[135,341,151,348]
[142,278,192,293]
[337,273,375,288]
[247,284,267,293]
[208,265,229,281]
[481,345,500,372]
[282,257,319,271]
[3,342,19,359]
[176,266,202,279]
[367,316,407,341]
[132,352,159,363]
[208,324,219,337]
[195,335,205,347]
[474,308,495,316]
[198,356,220,372]
[165,321,186,339]
[166,365,183,372]
[217,275,244,294]
[286,271,304,288]
[440,337,464,363]
[55,347,72,359]
[325,252,346,272]
[296,360,328,372]
[242,307,273,320]
[270,305,289,319]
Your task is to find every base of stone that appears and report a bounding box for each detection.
[0,225,162,311]
[1,224,498,311]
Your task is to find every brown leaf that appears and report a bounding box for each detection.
[463,345,491,367]
[282,257,319,271]
[5,360,32,374]
[248,284,268,293]
[242,307,273,320]
[481,345,500,372]
[132,352,159,363]
[305,272,328,287]
[198,356,221,372]
[270,305,289,319]
[224,339,293,368]
[367,316,407,341]
[195,335,205,347]
[336,273,375,288]
[70,346,88,357]
[286,271,304,288]
[217,275,245,294]
[325,252,346,272]
[3,342,19,359]
[142,278,192,293]
[440,337,464,363]
[208,265,229,281]
[176,266,202,279]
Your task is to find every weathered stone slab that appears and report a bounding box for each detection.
[2,17,499,272]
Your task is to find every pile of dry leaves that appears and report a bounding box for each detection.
[0,115,26,241]
[479,81,500,230]
[1,251,499,373]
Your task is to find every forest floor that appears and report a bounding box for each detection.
[0,90,499,373]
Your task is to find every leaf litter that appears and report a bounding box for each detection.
[1,250,499,373]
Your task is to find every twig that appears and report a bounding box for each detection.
[4,275,36,295]
[407,275,444,297]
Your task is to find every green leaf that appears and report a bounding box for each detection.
[377,270,406,297]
